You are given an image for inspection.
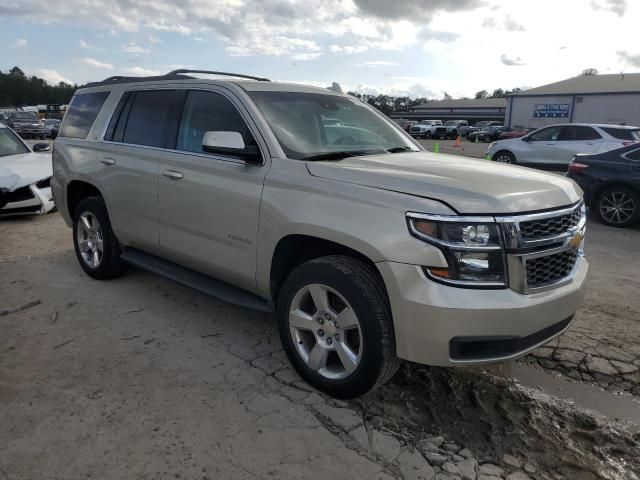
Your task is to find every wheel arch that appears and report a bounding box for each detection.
[67,180,104,218]
[492,149,516,162]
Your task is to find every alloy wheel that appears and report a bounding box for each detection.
[289,283,363,380]
[599,191,636,225]
[76,211,104,268]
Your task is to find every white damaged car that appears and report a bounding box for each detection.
[0,123,55,216]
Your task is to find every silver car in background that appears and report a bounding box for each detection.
[486,123,640,166]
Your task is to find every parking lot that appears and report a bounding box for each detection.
[416,138,490,159]
[1,205,639,479]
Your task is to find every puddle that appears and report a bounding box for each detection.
[510,363,640,425]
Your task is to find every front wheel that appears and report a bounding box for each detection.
[425,131,432,139]
[277,255,399,399]
[73,196,127,279]
[493,150,516,164]
[596,186,640,228]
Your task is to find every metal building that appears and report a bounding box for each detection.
[392,98,507,123]
[506,73,640,129]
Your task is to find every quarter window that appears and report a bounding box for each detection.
[176,90,254,155]
[59,92,109,139]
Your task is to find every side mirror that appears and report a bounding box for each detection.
[202,131,261,164]
[32,143,51,152]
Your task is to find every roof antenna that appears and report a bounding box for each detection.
[327,82,344,94]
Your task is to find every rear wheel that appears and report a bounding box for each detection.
[277,255,399,399]
[596,186,640,228]
[493,150,516,164]
[73,196,127,279]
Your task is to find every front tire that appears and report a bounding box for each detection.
[72,196,127,279]
[277,255,399,399]
[493,150,516,164]
[596,186,640,228]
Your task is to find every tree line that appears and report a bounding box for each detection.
[0,67,78,107]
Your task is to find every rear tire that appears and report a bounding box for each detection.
[277,255,399,399]
[493,150,516,164]
[596,186,640,228]
[72,196,127,279]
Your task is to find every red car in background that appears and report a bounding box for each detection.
[498,127,534,140]
[395,119,417,132]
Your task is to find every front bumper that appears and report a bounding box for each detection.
[377,257,588,366]
[0,184,55,217]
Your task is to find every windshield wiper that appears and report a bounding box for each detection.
[303,150,384,161]
[386,146,417,153]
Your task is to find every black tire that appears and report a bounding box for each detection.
[277,255,400,399]
[595,186,640,228]
[425,131,431,139]
[493,150,516,164]
[72,196,127,279]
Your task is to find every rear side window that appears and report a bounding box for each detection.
[626,149,640,160]
[59,92,109,139]
[107,90,184,148]
[601,127,640,141]
[176,90,253,154]
[559,126,601,141]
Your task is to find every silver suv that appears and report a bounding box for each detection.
[52,70,588,398]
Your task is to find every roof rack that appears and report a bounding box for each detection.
[84,69,270,88]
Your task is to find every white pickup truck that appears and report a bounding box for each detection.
[409,120,443,139]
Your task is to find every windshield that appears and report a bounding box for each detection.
[444,120,458,126]
[0,127,30,156]
[14,112,38,120]
[247,91,419,160]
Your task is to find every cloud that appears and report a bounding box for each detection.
[147,34,161,44]
[504,16,525,31]
[34,68,73,85]
[125,66,161,76]
[13,38,27,48]
[591,0,626,16]
[290,52,323,61]
[82,57,114,69]
[122,42,151,54]
[358,60,399,66]
[79,39,104,50]
[500,54,525,66]
[481,17,496,28]
[617,50,640,67]
[352,0,483,22]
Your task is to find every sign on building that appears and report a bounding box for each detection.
[534,104,570,118]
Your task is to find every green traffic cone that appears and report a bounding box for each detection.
[485,153,491,161]
[434,142,439,154]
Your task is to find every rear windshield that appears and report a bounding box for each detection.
[601,127,640,141]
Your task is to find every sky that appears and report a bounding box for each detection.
[0,0,638,99]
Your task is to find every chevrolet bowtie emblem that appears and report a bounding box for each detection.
[568,231,584,251]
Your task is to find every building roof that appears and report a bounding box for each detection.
[411,98,507,110]
[514,73,640,96]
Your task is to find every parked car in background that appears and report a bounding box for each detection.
[394,119,417,132]
[437,120,468,140]
[486,123,640,167]
[466,121,501,139]
[9,111,47,139]
[567,144,640,228]
[44,119,61,138]
[498,127,532,140]
[52,69,588,398]
[468,125,509,143]
[409,119,442,138]
[0,123,54,217]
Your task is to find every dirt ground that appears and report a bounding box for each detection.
[1,212,639,480]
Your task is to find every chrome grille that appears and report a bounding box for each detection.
[519,209,582,240]
[526,250,578,288]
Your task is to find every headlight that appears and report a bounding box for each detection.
[407,213,506,287]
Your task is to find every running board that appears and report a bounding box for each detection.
[120,248,272,312]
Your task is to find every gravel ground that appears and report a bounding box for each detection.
[1,209,639,479]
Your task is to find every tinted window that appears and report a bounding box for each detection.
[601,127,640,141]
[626,149,640,161]
[529,126,562,141]
[176,90,253,154]
[121,90,183,148]
[559,126,601,141]
[60,92,109,139]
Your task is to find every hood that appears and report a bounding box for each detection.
[0,152,52,191]
[306,151,582,214]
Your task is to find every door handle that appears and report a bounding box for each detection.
[162,169,184,180]
[101,157,116,166]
